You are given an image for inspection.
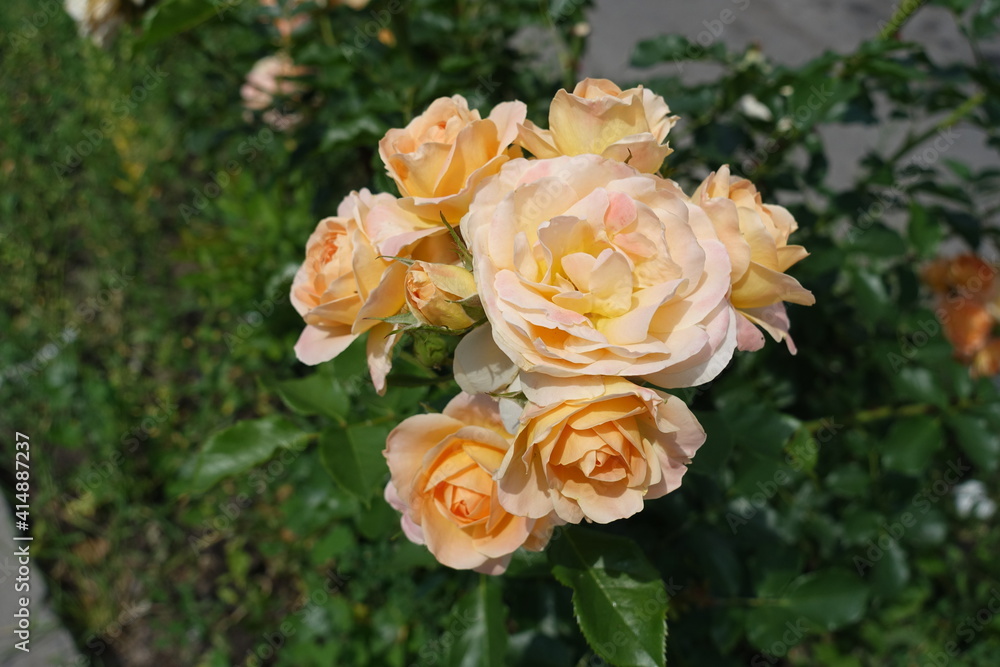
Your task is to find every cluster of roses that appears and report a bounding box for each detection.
[923,253,1000,378]
[290,79,815,573]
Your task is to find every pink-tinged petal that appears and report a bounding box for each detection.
[736,313,766,352]
[384,482,426,545]
[742,303,799,354]
[366,322,398,395]
[472,557,512,575]
[294,324,356,365]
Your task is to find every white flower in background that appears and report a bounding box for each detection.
[63,0,147,47]
[240,53,310,132]
[954,480,997,520]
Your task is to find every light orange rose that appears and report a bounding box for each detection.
[971,339,1000,378]
[384,393,559,574]
[693,165,815,352]
[404,262,478,330]
[291,191,453,392]
[378,95,526,220]
[497,375,705,524]
[240,53,310,131]
[516,78,678,173]
[458,155,736,390]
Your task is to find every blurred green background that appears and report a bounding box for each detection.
[2,0,1000,665]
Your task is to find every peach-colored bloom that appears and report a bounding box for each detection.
[384,393,559,574]
[291,191,453,392]
[940,299,994,360]
[458,155,736,389]
[971,339,1000,378]
[693,165,815,352]
[516,78,678,173]
[241,53,310,131]
[497,375,705,524]
[923,254,997,302]
[404,262,478,330]
[378,95,526,220]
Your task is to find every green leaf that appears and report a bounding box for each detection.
[891,367,949,408]
[848,268,891,324]
[273,375,349,424]
[870,539,910,598]
[319,424,390,502]
[187,417,310,492]
[445,577,508,667]
[785,569,869,631]
[687,410,734,474]
[631,35,725,68]
[948,414,1000,472]
[881,416,943,475]
[745,605,807,653]
[138,0,218,48]
[549,527,667,667]
[907,203,944,259]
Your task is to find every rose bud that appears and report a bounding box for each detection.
[404,262,479,330]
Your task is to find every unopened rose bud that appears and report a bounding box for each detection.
[404,262,478,329]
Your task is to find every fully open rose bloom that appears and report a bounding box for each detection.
[384,393,558,574]
[497,375,705,524]
[516,78,678,173]
[458,154,737,389]
[291,191,453,392]
[693,165,815,352]
[378,95,526,220]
